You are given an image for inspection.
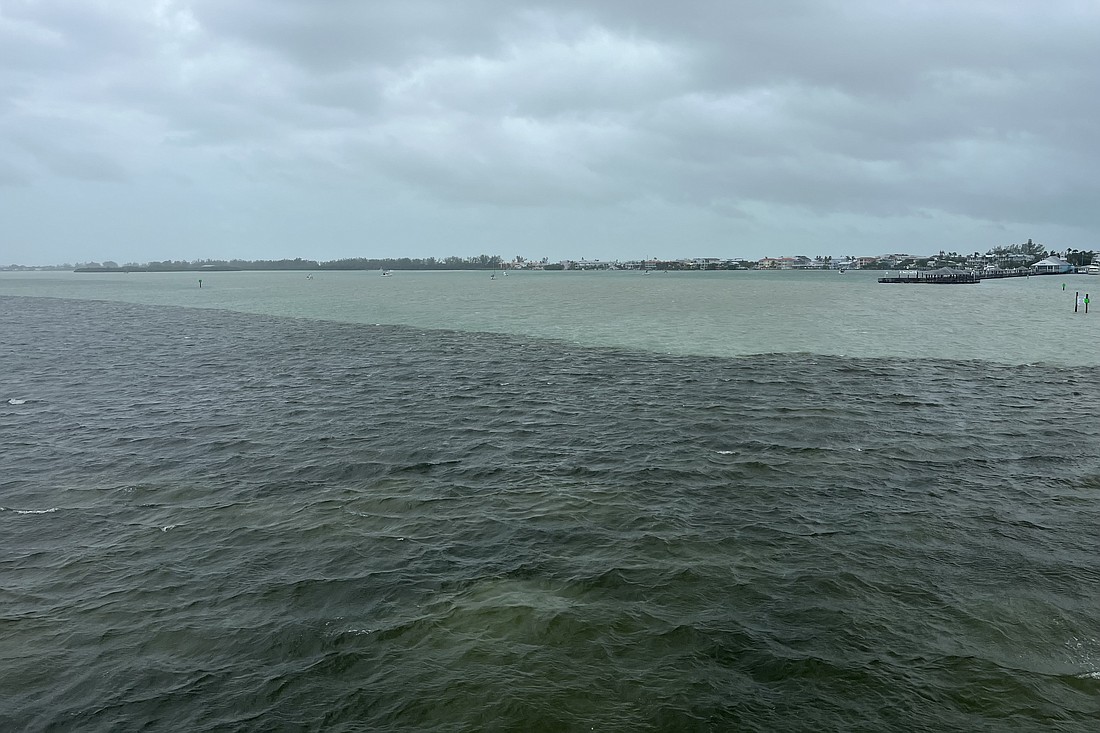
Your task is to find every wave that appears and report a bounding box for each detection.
[2,295,1099,731]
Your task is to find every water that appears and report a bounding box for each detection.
[2,272,1100,731]
[2,269,1097,365]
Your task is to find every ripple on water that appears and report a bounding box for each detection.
[2,295,1100,731]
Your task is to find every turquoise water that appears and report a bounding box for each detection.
[2,274,1100,731]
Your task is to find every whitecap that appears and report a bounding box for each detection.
[6,398,27,405]
[1076,671,1100,680]
[13,507,59,514]
[715,450,736,455]
[161,524,178,532]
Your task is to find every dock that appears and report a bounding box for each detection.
[878,268,980,284]
[877,267,1061,284]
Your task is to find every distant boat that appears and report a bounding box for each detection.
[381,269,392,277]
[1082,264,1100,275]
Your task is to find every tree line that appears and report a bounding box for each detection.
[72,255,506,272]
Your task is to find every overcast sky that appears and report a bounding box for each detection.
[3,1,1099,265]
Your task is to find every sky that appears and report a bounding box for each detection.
[3,0,1100,266]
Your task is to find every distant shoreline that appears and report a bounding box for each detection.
[70,264,506,273]
[74,266,244,273]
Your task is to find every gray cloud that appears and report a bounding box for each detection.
[0,157,31,187]
[2,0,1100,264]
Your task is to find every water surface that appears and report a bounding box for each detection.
[2,278,1099,731]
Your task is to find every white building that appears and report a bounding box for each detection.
[1031,256,1074,274]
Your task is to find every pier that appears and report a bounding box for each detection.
[877,268,1065,284]
[878,268,980,284]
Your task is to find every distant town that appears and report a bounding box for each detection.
[552,240,1096,273]
[2,238,1096,273]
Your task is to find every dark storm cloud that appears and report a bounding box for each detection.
[2,0,1099,263]
[189,0,506,71]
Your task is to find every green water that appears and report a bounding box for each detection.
[2,277,1099,731]
[2,269,1096,365]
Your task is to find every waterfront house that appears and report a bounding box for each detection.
[1031,256,1074,274]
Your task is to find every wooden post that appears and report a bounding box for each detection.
[1075,292,1079,313]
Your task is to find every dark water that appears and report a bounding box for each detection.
[3,295,1099,732]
